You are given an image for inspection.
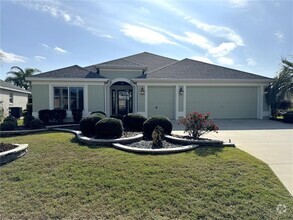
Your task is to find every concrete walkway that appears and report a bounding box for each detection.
[172,119,293,196]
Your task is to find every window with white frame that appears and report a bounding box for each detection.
[54,87,84,110]
[9,93,13,104]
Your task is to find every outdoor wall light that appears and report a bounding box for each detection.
[140,87,145,95]
[179,87,184,95]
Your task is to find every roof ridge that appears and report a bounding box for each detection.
[147,60,181,74]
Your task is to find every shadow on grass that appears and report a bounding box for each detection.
[70,137,111,149]
[193,146,224,157]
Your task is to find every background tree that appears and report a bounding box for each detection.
[5,66,41,90]
[266,58,293,118]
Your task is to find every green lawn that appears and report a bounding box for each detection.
[0,132,292,219]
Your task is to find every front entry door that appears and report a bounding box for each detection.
[112,90,133,115]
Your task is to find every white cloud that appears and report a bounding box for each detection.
[191,56,213,64]
[41,43,50,48]
[229,0,248,8]
[0,49,27,63]
[217,57,234,65]
[54,47,67,54]
[275,31,284,42]
[187,18,244,46]
[180,32,212,50]
[247,58,256,66]
[34,55,46,61]
[208,42,237,57]
[121,23,176,45]
[62,12,71,22]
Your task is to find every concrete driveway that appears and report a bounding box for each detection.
[172,119,293,196]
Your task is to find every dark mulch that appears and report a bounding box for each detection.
[0,143,18,153]
[172,134,209,141]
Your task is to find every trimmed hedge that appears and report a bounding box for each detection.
[38,109,51,124]
[110,114,124,121]
[143,115,172,139]
[3,116,18,127]
[95,118,123,139]
[123,113,147,131]
[284,111,293,123]
[24,115,35,128]
[72,108,83,123]
[91,111,106,117]
[80,114,106,137]
[51,109,66,123]
[29,119,43,129]
[0,121,16,131]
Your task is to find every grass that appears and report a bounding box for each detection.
[0,132,292,219]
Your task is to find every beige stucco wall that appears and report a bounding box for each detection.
[186,86,258,119]
[0,89,29,117]
[100,69,142,80]
[32,85,50,113]
[88,85,105,112]
[148,86,175,119]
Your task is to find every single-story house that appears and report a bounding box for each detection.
[27,52,272,120]
[0,79,31,117]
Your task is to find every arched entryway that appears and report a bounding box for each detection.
[110,81,133,115]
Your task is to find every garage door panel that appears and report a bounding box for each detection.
[148,86,174,119]
[186,87,257,119]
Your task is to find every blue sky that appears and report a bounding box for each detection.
[1,0,292,80]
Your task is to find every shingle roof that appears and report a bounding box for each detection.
[0,79,30,93]
[146,59,272,80]
[31,65,105,78]
[85,52,177,73]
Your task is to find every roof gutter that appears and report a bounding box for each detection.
[26,77,109,82]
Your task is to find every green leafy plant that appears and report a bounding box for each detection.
[71,108,83,123]
[123,113,147,131]
[0,121,16,131]
[38,109,52,125]
[24,115,35,127]
[178,112,218,139]
[143,115,172,139]
[29,119,43,129]
[95,118,123,139]
[3,115,18,127]
[80,114,106,137]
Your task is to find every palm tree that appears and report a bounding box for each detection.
[5,66,41,90]
[266,58,293,118]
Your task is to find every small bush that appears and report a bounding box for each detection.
[24,115,35,127]
[51,109,67,123]
[143,115,172,139]
[123,113,147,131]
[72,108,83,123]
[38,109,52,124]
[91,111,106,117]
[3,116,18,127]
[178,112,218,139]
[110,114,124,121]
[80,114,106,137]
[283,111,293,123]
[95,118,123,139]
[0,121,16,131]
[29,119,43,129]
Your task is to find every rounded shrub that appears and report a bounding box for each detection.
[284,111,293,123]
[0,121,16,131]
[91,111,106,117]
[38,109,52,124]
[110,114,124,121]
[95,118,123,139]
[3,116,18,127]
[143,115,173,139]
[24,115,35,127]
[123,113,147,131]
[29,119,43,129]
[80,114,106,137]
[72,108,83,123]
[51,109,67,123]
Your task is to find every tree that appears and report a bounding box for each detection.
[266,58,293,118]
[5,66,41,90]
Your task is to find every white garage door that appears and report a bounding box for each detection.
[148,86,175,119]
[186,86,258,119]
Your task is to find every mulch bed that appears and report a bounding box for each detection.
[128,140,183,149]
[0,143,18,153]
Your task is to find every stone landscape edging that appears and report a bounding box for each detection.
[165,134,224,147]
[113,143,198,154]
[0,144,28,165]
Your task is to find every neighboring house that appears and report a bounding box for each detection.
[0,79,31,117]
[27,52,272,120]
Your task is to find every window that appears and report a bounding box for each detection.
[9,93,13,104]
[54,87,83,110]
